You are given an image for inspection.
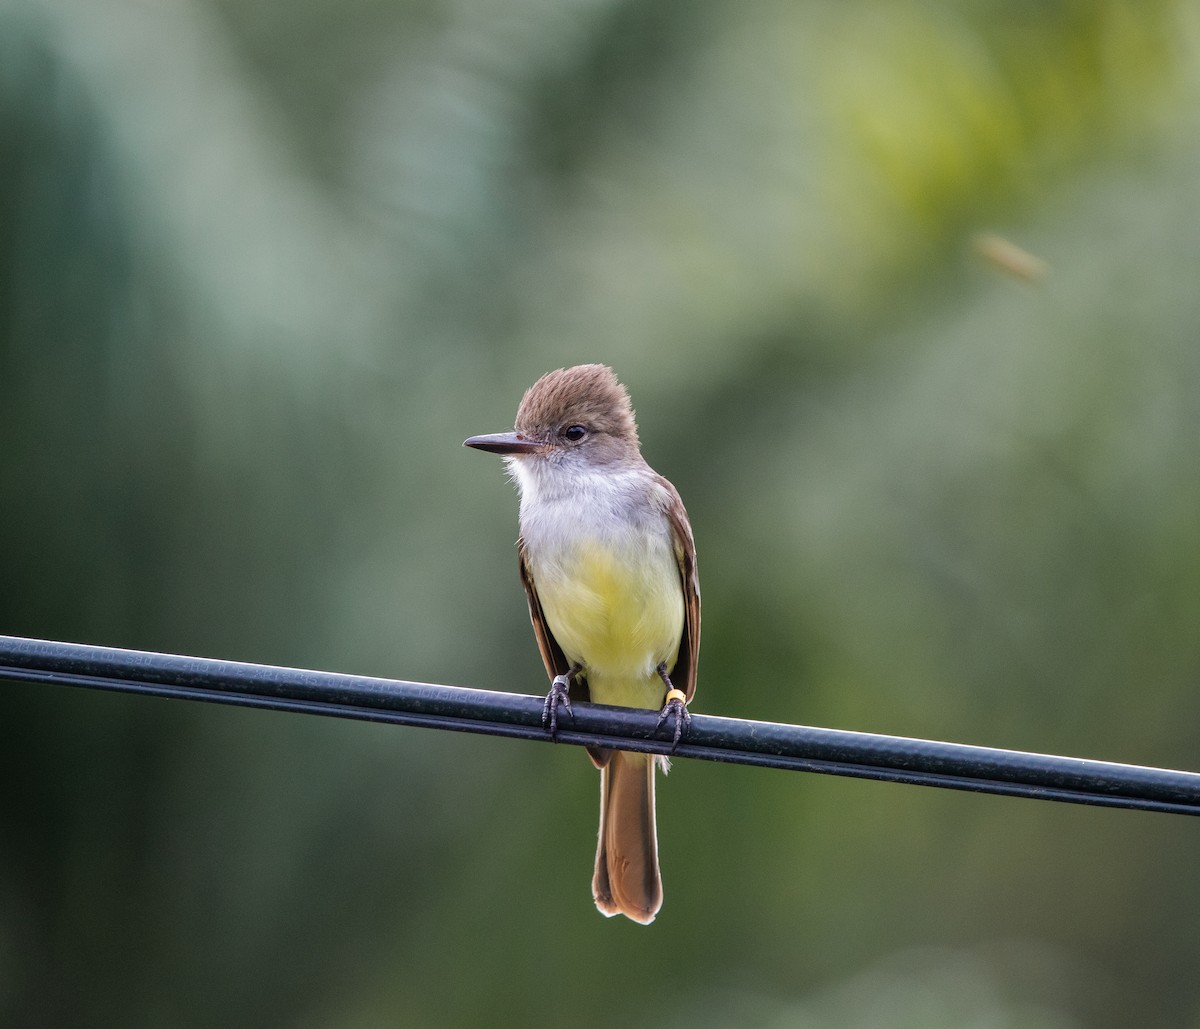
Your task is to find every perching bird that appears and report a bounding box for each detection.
[465,364,699,924]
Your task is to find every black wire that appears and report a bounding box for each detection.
[2,634,1198,816]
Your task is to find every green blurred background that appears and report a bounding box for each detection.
[2,0,1199,1025]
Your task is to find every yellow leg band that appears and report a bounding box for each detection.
[664,688,686,705]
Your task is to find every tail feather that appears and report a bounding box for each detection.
[592,751,661,924]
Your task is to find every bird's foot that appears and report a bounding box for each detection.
[655,686,691,752]
[542,668,579,737]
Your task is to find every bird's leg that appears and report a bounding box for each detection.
[654,664,690,751]
[543,663,583,737]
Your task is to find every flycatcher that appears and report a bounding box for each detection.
[464,364,700,924]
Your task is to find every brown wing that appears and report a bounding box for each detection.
[660,476,700,703]
[517,536,570,681]
[519,537,609,768]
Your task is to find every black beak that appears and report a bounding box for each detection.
[463,432,545,456]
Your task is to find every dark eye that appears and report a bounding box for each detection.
[562,425,588,442]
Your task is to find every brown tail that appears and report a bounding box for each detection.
[592,750,662,924]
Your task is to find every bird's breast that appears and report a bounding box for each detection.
[526,527,684,694]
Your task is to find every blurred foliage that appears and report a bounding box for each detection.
[2,0,1200,1026]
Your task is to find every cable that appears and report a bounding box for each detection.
[2,634,1198,815]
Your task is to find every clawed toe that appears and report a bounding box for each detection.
[656,687,690,752]
[542,673,574,736]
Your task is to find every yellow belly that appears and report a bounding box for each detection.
[534,539,684,709]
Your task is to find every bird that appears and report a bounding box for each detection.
[464,364,699,924]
